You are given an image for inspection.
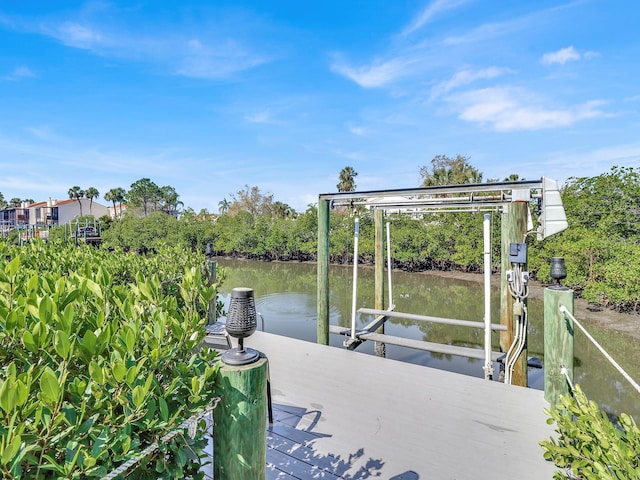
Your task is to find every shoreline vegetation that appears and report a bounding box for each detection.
[8,164,639,335]
[217,254,640,341]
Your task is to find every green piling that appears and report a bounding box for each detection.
[317,199,330,345]
[544,286,574,405]
[213,357,268,480]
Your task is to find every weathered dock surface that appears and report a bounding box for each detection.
[244,331,557,480]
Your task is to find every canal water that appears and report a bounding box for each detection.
[216,258,640,421]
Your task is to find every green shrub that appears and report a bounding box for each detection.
[541,385,640,479]
[0,240,219,478]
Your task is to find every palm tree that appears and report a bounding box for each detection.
[160,186,182,217]
[104,188,126,218]
[9,198,22,208]
[273,201,294,219]
[420,155,482,187]
[504,174,523,182]
[85,187,99,216]
[337,166,358,192]
[218,198,231,215]
[68,186,85,217]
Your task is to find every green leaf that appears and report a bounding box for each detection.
[22,331,37,353]
[54,330,71,359]
[7,256,20,278]
[1,434,21,465]
[85,279,103,299]
[39,367,60,405]
[89,362,104,385]
[81,330,98,357]
[38,296,54,325]
[0,377,16,413]
[159,397,169,422]
[112,360,127,382]
[77,418,94,435]
[90,429,108,459]
[132,385,145,409]
[138,282,154,301]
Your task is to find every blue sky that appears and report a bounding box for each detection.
[1,0,638,213]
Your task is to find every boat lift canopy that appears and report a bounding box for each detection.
[318,177,568,240]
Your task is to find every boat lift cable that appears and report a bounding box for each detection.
[560,305,640,396]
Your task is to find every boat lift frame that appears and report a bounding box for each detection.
[316,178,568,383]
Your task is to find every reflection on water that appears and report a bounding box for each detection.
[217,258,640,421]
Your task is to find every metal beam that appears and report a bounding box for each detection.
[358,308,507,331]
[319,179,543,205]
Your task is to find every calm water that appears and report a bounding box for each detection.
[217,258,640,421]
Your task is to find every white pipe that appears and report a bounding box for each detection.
[508,311,527,384]
[504,314,519,384]
[350,218,360,341]
[386,221,393,308]
[483,214,493,380]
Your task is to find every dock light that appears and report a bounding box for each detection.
[205,242,214,259]
[549,257,568,289]
[221,287,260,365]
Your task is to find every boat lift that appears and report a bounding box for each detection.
[318,177,569,382]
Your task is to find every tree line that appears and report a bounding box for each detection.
[0,178,182,218]
[4,159,640,313]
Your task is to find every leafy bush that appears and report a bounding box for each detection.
[541,385,640,479]
[0,240,219,478]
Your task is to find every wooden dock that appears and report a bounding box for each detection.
[237,331,557,479]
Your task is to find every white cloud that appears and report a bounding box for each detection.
[25,126,63,142]
[450,86,608,131]
[349,126,368,136]
[3,9,268,80]
[430,66,513,99]
[3,65,35,81]
[541,46,580,65]
[401,0,470,36]
[331,54,422,88]
[245,111,273,124]
[177,38,268,80]
[52,21,108,49]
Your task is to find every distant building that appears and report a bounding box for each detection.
[0,198,110,231]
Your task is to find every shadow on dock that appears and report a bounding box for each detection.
[268,402,419,480]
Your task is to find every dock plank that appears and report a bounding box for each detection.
[247,330,557,479]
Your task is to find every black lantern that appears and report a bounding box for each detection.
[221,287,260,365]
[205,242,214,260]
[549,257,568,289]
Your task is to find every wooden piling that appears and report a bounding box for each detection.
[214,357,268,480]
[317,199,330,345]
[544,287,574,405]
[374,209,386,357]
[500,201,529,386]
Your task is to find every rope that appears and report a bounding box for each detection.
[100,397,220,480]
[560,365,575,393]
[559,305,640,396]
